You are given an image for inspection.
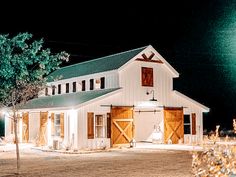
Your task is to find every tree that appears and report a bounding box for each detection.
[0,33,69,174]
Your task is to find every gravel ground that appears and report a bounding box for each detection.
[0,147,193,177]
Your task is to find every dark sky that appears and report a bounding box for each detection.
[1,0,236,131]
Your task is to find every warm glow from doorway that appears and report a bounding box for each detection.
[136,101,158,108]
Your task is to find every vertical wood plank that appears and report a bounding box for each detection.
[60,113,64,138]
[192,113,196,135]
[87,112,94,139]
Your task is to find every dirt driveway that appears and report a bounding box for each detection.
[0,148,193,177]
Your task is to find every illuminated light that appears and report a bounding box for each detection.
[69,109,77,119]
[136,101,158,108]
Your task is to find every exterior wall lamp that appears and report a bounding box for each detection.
[146,90,157,102]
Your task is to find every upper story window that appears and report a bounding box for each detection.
[73,82,76,92]
[95,77,105,89]
[90,79,94,90]
[82,80,86,91]
[66,83,69,93]
[45,87,48,96]
[52,85,56,95]
[100,77,105,89]
[58,84,61,94]
[141,67,153,87]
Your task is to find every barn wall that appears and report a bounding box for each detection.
[42,70,119,96]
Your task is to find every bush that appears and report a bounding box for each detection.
[192,143,236,176]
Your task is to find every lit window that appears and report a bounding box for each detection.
[54,114,61,136]
[95,115,106,138]
[95,79,101,89]
[184,115,191,134]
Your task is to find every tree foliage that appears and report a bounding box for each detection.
[0,32,69,174]
[0,33,69,107]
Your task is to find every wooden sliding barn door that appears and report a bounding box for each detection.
[111,107,134,146]
[164,107,184,144]
[39,112,48,146]
[22,112,29,142]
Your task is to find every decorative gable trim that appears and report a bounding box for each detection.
[135,52,163,64]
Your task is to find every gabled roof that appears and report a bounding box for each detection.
[47,46,147,82]
[173,90,210,112]
[20,88,121,110]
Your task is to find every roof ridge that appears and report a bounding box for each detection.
[59,46,148,70]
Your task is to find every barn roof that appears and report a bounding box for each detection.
[47,46,147,82]
[20,88,121,110]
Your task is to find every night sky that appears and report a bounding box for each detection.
[0,0,236,132]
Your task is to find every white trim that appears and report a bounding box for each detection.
[75,88,122,109]
[149,45,179,78]
[118,45,179,78]
[173,90,210,112]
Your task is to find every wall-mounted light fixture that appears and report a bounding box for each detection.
[146,90,157,102]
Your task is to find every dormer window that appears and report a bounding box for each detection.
[52,85,56,95]
[58,84,61,94]
[82,80,86,91]
[101,77,105,89]
[45,87,48,96]
[73,82,76,92]
[90,79,94,90]
[66,83,69,93]
[95,77,105,89]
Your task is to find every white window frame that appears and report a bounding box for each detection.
[95,114,106,138]
[184,114,191,135]
[54,114,61,137]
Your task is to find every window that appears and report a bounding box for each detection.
[95,115,106,138]
[95,77,105,89]
[100,77,105,89]
[141,67,153,87]
[90,79,94,90]
[95,79,101,89]
[73,82,76,92]
[184,115,191,134]
[66,83,69,93]
[52,85,56,95]
[54,114,61,136]
[58,84,61,94]
[82,80,86,91]
[45,87,48,96]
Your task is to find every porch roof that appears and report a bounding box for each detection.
[20,88,120,110]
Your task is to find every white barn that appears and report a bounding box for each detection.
[5,45,209,150]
